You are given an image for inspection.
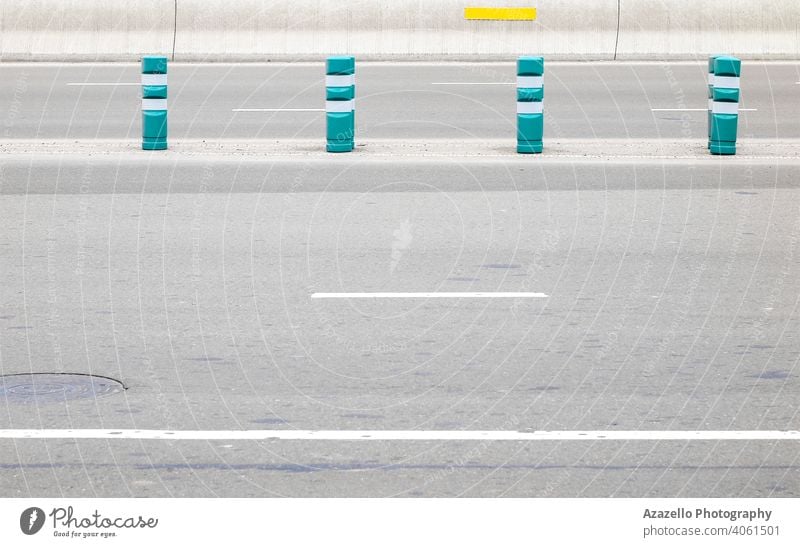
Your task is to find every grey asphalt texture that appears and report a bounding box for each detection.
[0,63,799,497]
[0,62,798,140]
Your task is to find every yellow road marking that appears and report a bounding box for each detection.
[464,7,537,20]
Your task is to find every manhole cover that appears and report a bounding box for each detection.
[0,374,125,405]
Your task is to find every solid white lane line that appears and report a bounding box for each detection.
[431,82,514,85]
[0,430,796,441]
[311,292,548,299]
[651,108,758,112]
[66,82,140,86]
[232,108,324,112]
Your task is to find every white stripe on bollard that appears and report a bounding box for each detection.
[325,100,355,113]
[517,102,544,114]
[141,74,168,86]
[325,74,355,87]
[142,98,168,111]
[516,76,544,88]
[712,101,739,115]
[711,75,740,89]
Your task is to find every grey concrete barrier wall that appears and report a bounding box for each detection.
[174,0,618,60]
[0,0,797,61]
[0,0,174,61]
[617,0,800,58]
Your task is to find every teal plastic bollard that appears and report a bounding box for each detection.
[326,56,355,153]
[707,54,723,149]
[710,56,741,156]
[141,56,167,150]
[517,56,544,154]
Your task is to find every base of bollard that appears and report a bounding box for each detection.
[327,141,354,153]
[142,139,167,151]
[517,142,543,154]
[710,142,736,155]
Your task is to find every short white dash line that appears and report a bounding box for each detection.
[431,82,514,85]
[651,108,758,112]
[311,292,548,299]
[0,430,796,441]
[232,108,325,112]
[67,82,140,86]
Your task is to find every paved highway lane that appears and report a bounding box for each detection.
[1,148,798,496]
[0,62,798,140]
[0,61,798,497]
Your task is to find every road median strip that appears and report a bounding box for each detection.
[1,139,798,164]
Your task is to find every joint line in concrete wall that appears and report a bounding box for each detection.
[614,0,621,60]
[171,0,178,61]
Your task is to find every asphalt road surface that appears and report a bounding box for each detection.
[0,62,798,497]
[0,62,798,140]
